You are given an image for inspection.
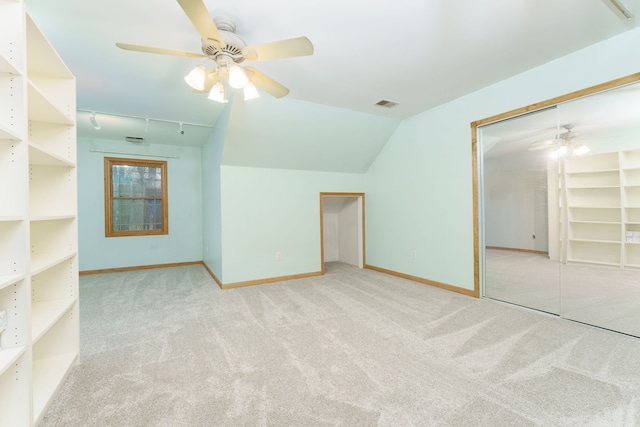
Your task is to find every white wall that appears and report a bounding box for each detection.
[220,166,365,284]
[337,198,360,266]
[484,151,549,252]
[77,138,202,271]
[365,27,640,291]
[202,103,231,280]
[323,213,339,262]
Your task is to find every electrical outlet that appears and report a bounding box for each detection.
[0,310,7,334]
[411,250,417,259]
[275,251,282,261]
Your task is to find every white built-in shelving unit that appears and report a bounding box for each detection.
[0,1,78,425]
[561,148,640,268]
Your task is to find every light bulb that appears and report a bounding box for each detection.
[243,82,260,100]
[573,144,590,156]
[184,66,206,90]
[228,64,249,89]
[208,82,227,103]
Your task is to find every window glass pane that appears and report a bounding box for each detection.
[112,165,162,198]
[112,198,162,231]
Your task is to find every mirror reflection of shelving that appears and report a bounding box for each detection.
[560,148,640,267]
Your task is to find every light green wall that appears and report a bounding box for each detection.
[77,139,203,271]
[220,166,364,284]
[365,26,640,291]
[201,103,231,280]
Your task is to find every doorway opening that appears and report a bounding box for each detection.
[319,192,365,274]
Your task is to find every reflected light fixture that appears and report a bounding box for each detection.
[89,112,100,130]
[208,81,227,103]
[228,63,249,89]
[243,82,260,100]
[184,65,206,91]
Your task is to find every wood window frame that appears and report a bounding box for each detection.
[104,157,169,237]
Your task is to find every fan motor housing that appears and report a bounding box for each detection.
[202,17,246,62]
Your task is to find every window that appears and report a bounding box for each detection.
[104,157,168,237]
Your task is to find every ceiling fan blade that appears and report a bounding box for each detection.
[242,36,314,62]
[177,0,225,50]
[116,43,204,58]
[528,139,556,151]
[244,66,289,98]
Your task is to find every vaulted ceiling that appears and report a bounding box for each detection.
[25,0,640,169]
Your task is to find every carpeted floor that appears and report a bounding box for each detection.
[41,262,640,426]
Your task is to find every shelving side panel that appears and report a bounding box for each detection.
[626,243,640,267]
[0,280,30,349]
[30,219,78,274]
[569,221,621,242]
[566,187,621,208]
[0,139,28,218]
[0,351,31,427]
[627,208,640,223]
[569,207,621,223]
[27,80,74,125]
[31,257,77,303]
[565,170,620,188]
[0,0,25,75]
[621,148,640,169]
[564,152,619,173]
[0,220,27,278]
[29,164,77,217]
[567,240,622,265]
[28,121,75,165]
[25,13,72,79]
[0,73,26,141]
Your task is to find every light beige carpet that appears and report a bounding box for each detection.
[41,262,640,426]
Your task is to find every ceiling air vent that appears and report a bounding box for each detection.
[125,136,144,143]
[375,99,398,108]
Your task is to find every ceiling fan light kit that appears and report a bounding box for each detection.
[117,0,314,104]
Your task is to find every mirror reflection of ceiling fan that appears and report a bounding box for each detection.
[528,124,591,159]
[116,0,314,103]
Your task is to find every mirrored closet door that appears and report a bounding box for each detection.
[478,78,640,338]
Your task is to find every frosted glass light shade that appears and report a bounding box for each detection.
[208,82,227,103]
[228,64,249,89]
[243,82,260,100]
[184,66,206,90]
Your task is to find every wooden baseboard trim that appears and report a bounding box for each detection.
[220,271,323,290]
[201,262,223,289]
[364,264,477,298]
[486,246,548,255]
[79,261,202,276]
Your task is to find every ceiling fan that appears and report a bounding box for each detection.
[528,124,590,157]
[116,0,314,103]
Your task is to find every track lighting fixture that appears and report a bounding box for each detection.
[89,112,101,130]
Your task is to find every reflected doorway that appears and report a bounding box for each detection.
[319,193,365,273]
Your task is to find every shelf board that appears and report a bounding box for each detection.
[0,346,27,377]
[566,168,619,175]
[567,259,621,266]
[32,352,77,425]
[0,273,25,291]
[568,238,621,244]
[624,241,640,245]
[30,214,76,222]
[27,80,73,125]
[567,185,620,189]
[0,54,22,75]
[28,142,75,167]
[0,215,25,222]
[30,251,76,276]
[31,298,76,344]
[569,220,621,225]
[0,122,23,141]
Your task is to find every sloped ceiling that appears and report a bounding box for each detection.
[223,94,399,173]
[24,0,640,172]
